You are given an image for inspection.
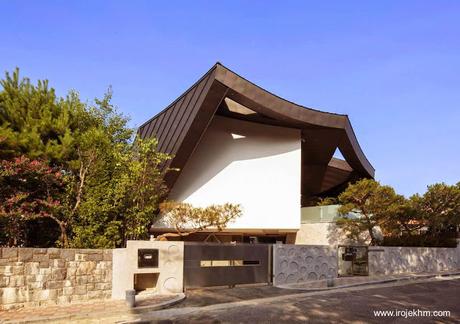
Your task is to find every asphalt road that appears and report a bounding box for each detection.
[146,278,460,323]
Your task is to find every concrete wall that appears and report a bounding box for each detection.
[112,240,184,299]
[0,248,112,310]
[296,206,372,246]
[368,246,460,276]
[273,244,338,286]
[167,115,301,230]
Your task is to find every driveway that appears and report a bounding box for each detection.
[139,278,460,323]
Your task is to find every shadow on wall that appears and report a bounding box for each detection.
[326,223,374,246]
[169,116,300,201]
[368,246,460,276]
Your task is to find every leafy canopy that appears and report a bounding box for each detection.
[0,68,171,248]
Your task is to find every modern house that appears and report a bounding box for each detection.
[139,63,374,244]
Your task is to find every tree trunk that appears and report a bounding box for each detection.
[58,222,68,247]
[368,227,377,245]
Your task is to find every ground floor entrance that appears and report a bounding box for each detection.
[338,245,369,276]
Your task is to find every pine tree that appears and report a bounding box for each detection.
[0,68,78,164]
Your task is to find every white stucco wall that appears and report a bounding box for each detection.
[168,115,301,230]
[112,241,184,299]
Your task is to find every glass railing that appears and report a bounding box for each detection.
[301,205,341,223]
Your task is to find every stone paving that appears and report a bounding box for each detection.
[0,294,177,323]
[147,277,460,324]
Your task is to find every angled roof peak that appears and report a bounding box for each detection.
[138,64,374,189]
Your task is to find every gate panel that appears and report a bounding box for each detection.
[184,242,271,288]
[338,245,369,276]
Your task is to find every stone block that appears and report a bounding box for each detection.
[9,275,25,287]
[25,262,40,275]
[51,259,65,268]
[51,268,67,280]
[0,259,9,266]
[28,281,44,289]
[18,248,34,262]
[63,279,74,287]
[12,266,24,275]
[57,295,71,304]
[67,261,78,268]
[2,249,18,259]
[87,290,103,299]
[63,287,74,295]
[46,280,64,289]
[33,253,49,263]
[95,282,111,290]
[2,287,18,304]
[76,261,96,275]
[76,276,88,285]
[33,248,48,254]
[74,285,87,295]
[70,294,88,302]
[75,253,87,261]
[32,289,58,301]
[67,267,77,276]
[86,253,103,261]
[0,266,13,275]
[39,268,51,276]
[47,248,61,259]
[39,261,49,268]
[61,249,76,261]
[0,276,10,287]
[103,250,113,261]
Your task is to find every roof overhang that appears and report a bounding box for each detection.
[138,63,375,199]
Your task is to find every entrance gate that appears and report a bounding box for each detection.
[184,242,272,288]
[338,245,369,276]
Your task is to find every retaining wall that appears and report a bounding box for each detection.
[0,248,112,310]
[368,246,460,276]
[273,244,338,286]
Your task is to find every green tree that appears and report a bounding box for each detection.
[0,68,77,163]
[336,179,405,245]
[0,156,64,246]
[1,69,170,248]
[157,201,242,240]
[71,138,172,248]
[410,183,460,236]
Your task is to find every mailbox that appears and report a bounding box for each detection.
[138,249,159,268]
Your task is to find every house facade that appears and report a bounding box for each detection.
[138,63,374,244]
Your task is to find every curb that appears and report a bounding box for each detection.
[125,273,460,321]
[1,293,186,324]
[131,293,186,313]
[276,271,460,292]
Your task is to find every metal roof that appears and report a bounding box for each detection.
[139,63,374,201]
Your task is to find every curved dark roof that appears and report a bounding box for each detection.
[139,63,374,191]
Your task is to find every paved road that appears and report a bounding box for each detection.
[142,278,460,323]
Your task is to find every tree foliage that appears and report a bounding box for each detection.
[336,179,404,245]
[333,179,460,246]
[157,201,242,240]
[71,138,171,248]
[0,157,64,246]
[0,68,78,163]
[0,69,170,248]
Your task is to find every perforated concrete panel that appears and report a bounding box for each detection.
[273,244,338,286]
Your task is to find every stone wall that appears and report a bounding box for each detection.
[273,244,338,286]
[368,246,460,276]
[0,248,112,310]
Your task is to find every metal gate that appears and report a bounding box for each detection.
[338,245,369,276]
[184,242,272,288]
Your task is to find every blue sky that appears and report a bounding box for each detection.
[1,1,459,196]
